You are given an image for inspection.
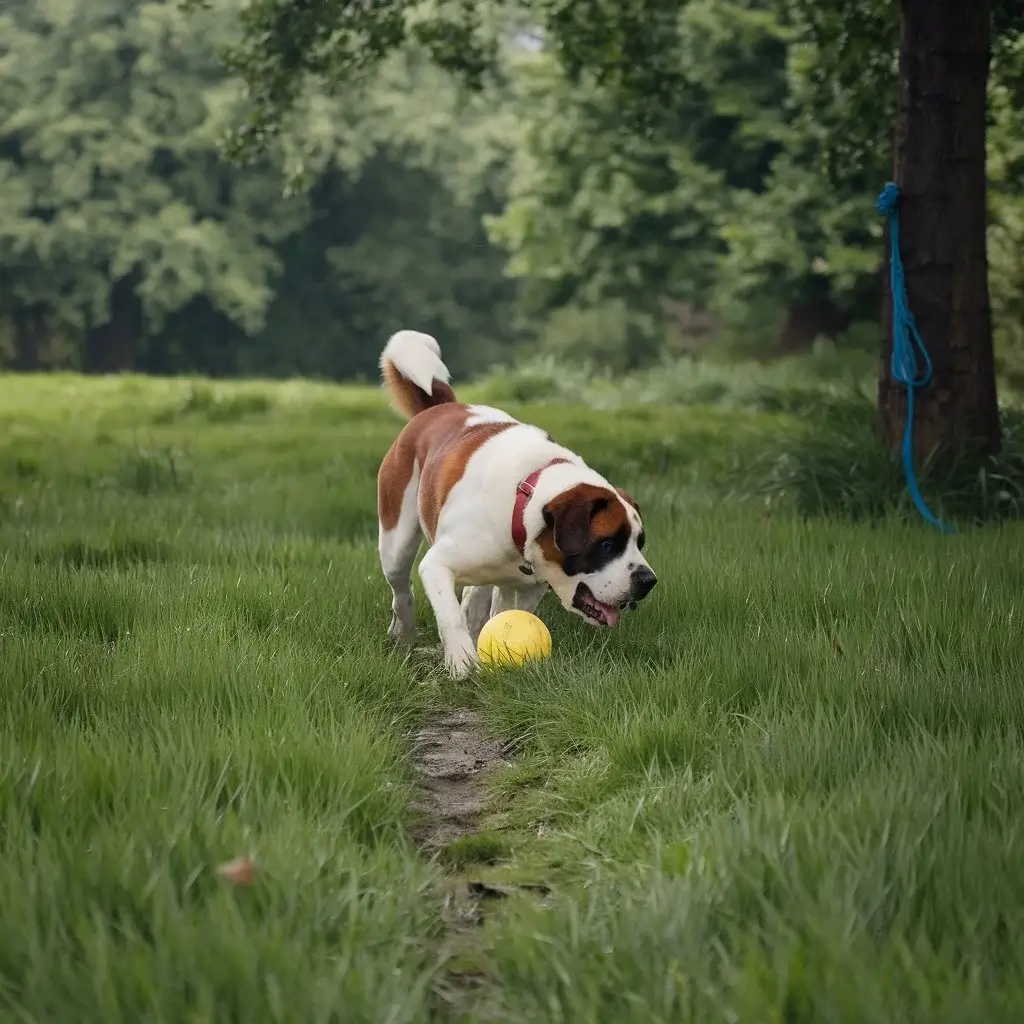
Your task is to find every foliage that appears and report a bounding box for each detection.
[488,0,1024,365]
[783,0,898,187]
[485,45,728,316]
[177,0,1024,380]
[180,0,507,161]
[712,153,880,325]
[533,301,663,371]
[484,0,883,355]
[292,52,523,379]
[0,0,307,352]
[0,2,524,376]
[226,54,522,383]
[989,34,1024,387]
[476,339,877,412]
[2,0,1023,377]
[184,0,706,161]
[786,0,1024,185]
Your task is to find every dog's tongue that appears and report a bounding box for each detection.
[599,601,621,627]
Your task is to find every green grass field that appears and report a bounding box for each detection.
[3,372,1024,1022]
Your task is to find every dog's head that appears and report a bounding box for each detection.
[534,484,656,626]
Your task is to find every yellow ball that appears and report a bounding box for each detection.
[477,610,552,668]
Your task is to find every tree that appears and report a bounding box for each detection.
[198,0,1024,463]
[0,0,310,373]
[487,1,881,358]
[1,3,525,378]
[485,53,725,317]
[219,49,524,381]
[789,0,1024,461]
[883,0,998,459]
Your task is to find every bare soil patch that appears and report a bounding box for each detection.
[410,707,511,850]
[410,707,522,1019]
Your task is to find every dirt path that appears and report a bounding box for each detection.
[409,707,518,1019]
[410,708,511,851]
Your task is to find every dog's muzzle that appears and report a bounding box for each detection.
[630,566,658,602]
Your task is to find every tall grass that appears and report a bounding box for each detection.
[2,370,1023,1020]
[476,342,876,411]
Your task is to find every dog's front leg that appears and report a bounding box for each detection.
[418,549,479,679]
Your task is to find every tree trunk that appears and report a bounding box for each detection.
[880,0,1001,462]
[12,308,44,371]
[779,295,850,353]
[84,276,142,373]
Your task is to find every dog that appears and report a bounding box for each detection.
[376,329,657,678]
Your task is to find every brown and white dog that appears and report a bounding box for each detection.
[376,330,657,678]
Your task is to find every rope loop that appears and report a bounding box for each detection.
[877,181,955,533]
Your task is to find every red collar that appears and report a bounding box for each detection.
[512,458,569,555]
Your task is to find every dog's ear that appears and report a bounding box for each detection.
[616,487,641,516]
[543,490,610,556]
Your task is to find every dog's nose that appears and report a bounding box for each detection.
[630,566,658,601]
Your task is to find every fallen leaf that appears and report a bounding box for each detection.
[217,855,256,886]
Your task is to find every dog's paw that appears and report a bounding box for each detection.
[443,640,480,680]
[387,613,416,646]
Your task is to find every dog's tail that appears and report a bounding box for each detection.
[379,330,457,420]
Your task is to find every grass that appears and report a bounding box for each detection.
[2,369,1024,1020]
[721,392,1024,525]
[438,832,511,870]
[476,342,879,412]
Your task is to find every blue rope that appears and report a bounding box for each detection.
[875,181,956,533]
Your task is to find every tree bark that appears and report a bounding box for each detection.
[880,0,1001,462]
[12,307,44,371]
[84,276,142,373]
[779,295,849,353]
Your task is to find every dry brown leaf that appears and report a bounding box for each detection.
[216,855,256,886]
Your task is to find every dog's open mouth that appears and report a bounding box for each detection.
[572,583,621,627]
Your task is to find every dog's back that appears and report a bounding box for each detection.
[377,331,523,542]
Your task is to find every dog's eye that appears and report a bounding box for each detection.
[637,531,646,551]
[600,538,617,555]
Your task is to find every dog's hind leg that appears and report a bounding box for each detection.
[490,584,547,619]
[378,458,423,646]
[462,585,496,645]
